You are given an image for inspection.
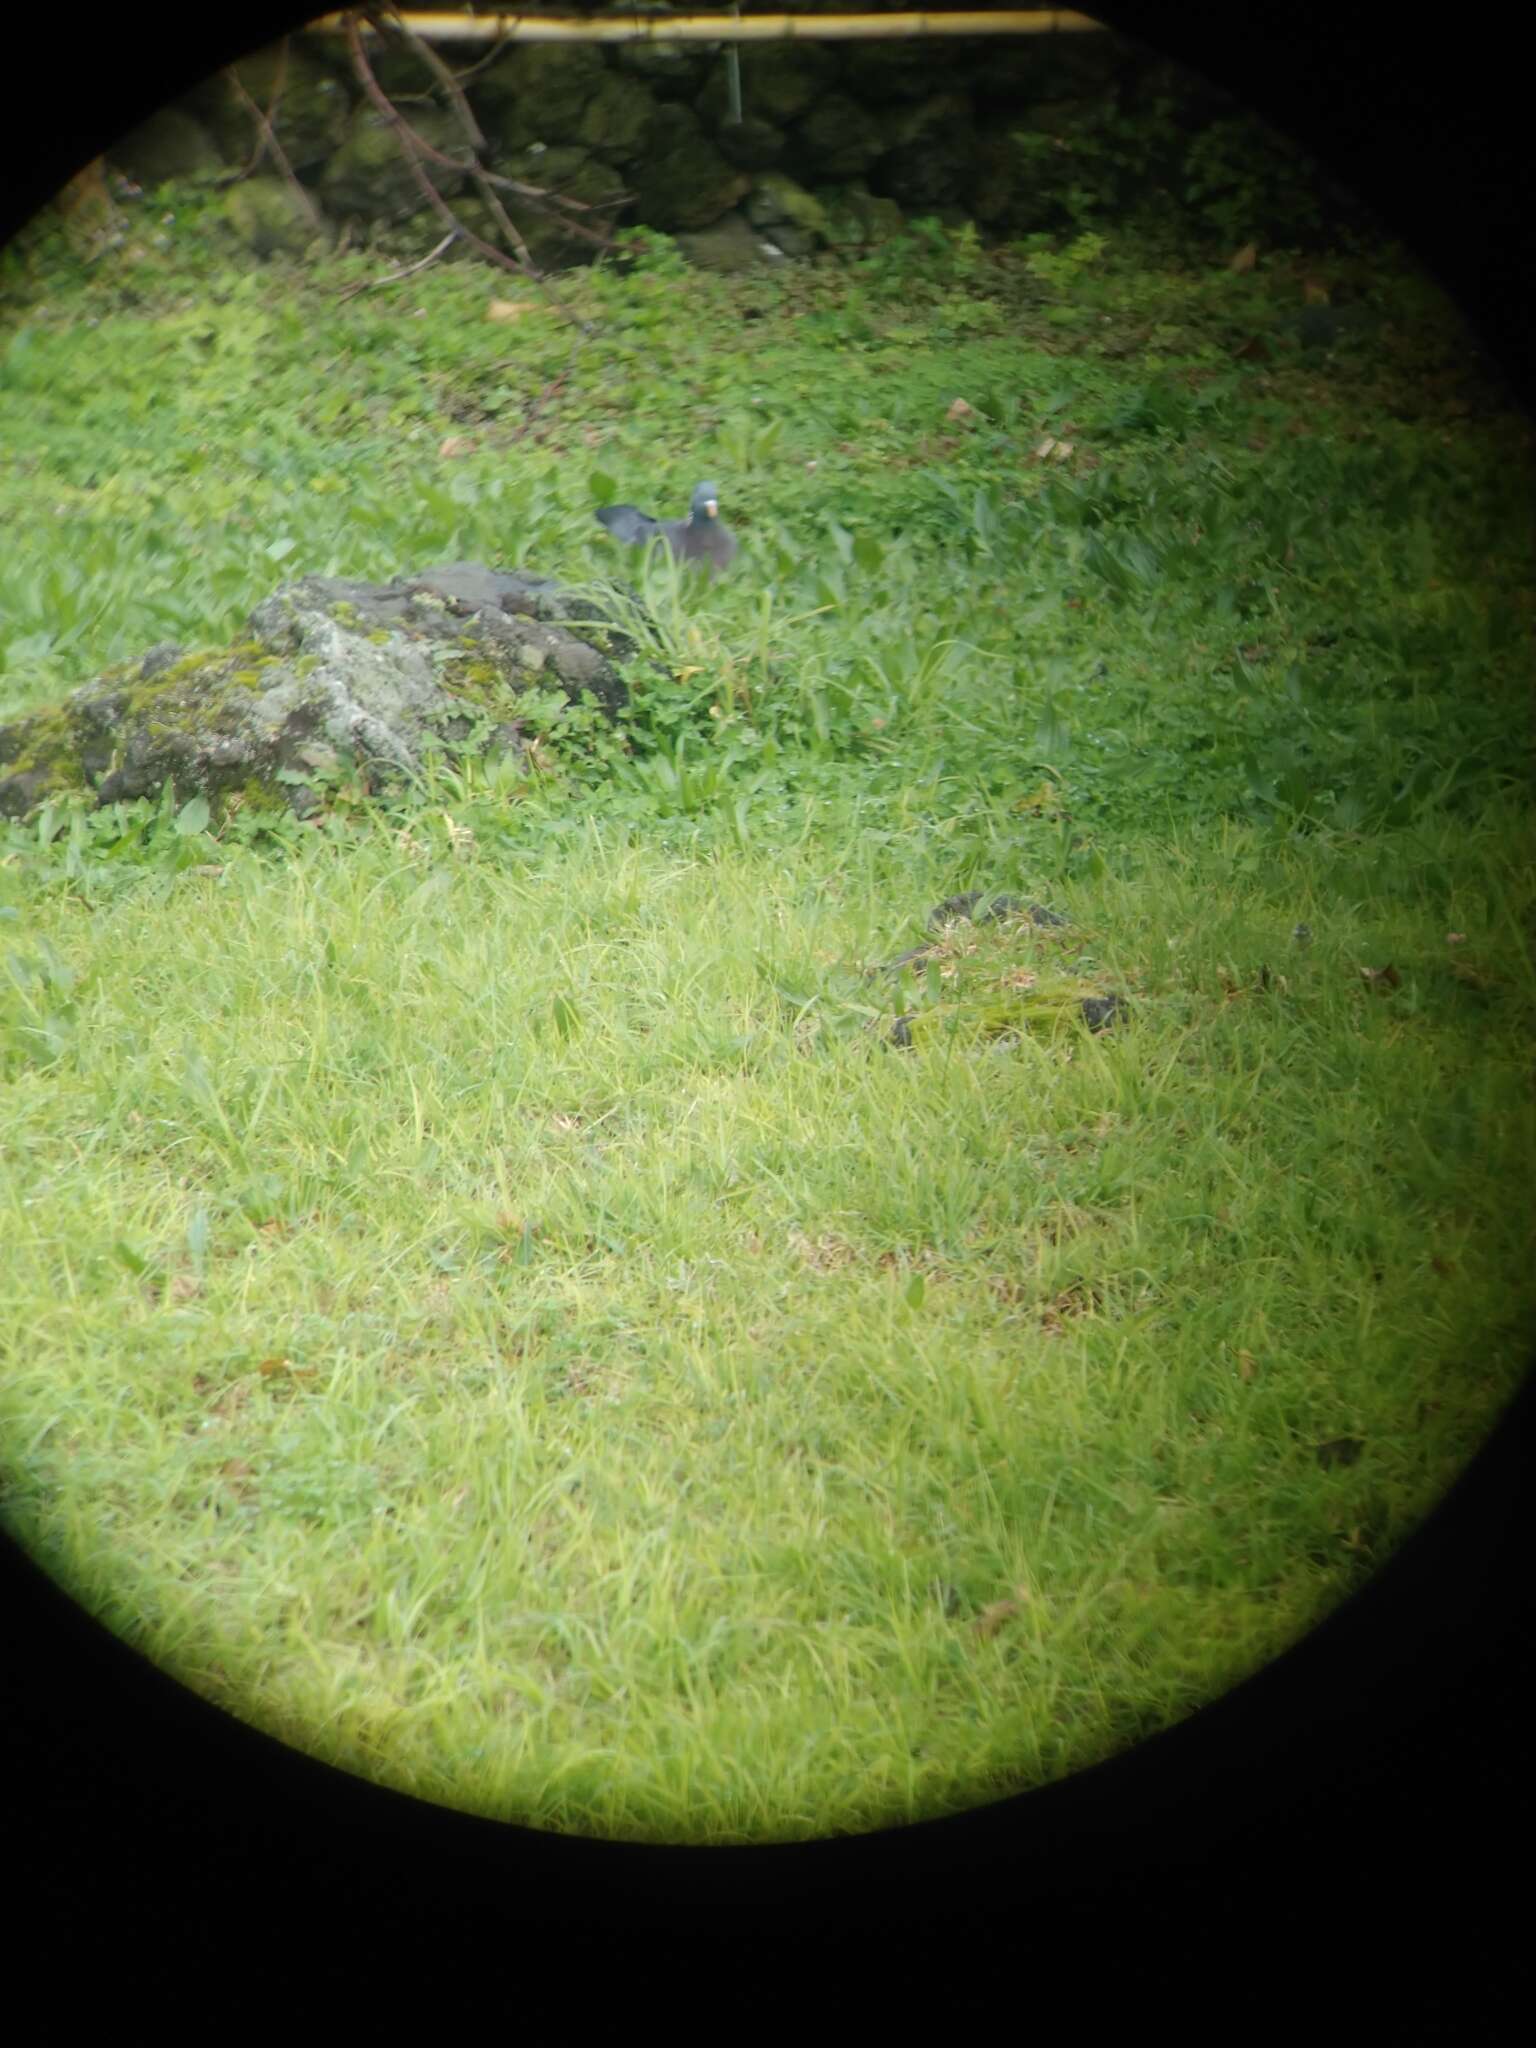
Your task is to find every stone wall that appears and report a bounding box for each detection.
[104,15,1235,269]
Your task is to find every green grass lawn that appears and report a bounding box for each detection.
[1,197,1532,1843]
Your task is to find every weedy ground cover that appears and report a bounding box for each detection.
[1,199,1531,1842]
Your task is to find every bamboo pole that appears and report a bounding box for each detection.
[310,11,1106,45]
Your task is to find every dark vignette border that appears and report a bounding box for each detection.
[1,0,1530,2018]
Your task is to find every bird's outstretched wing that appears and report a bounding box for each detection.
[595,504,663,547]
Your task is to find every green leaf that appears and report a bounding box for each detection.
[112,1240,149,1276]
[551,992,581,1041]
[904,1269,926,1309]
[1034,695,1073,759]
[972,487,1001,551]
[1121,537,1163,585]
[174,795,210,836]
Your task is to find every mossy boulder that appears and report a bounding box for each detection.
[792,94,887,181]
[319,104,472,222]
[578,73,660,162]
[219,176,329,258]
[471,44,608,147]
[631,106,749,232]
[874,94,978,212]
[0,567,642,825]
[816,181,906,248]
[720,42,838,125]
[107,108,228,187]
[500,147,627,267]
[191,38,353,174]
[714,114,786,173]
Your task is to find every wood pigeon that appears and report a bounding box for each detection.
[594,481,738,577]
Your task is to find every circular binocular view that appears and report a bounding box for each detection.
[1,6,1530,1849]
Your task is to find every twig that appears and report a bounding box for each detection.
[370,6,487,152]
[345,7,612,336]
[345,17,511,240]
[368,4,539,276]
[336,224,459,300]
[343,10,624,241]
[238,38,288,178]
[345,4,597,356]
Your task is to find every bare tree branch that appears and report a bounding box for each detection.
[344,10,626,241]
[236,39,288,179]
[366,5,541,279]
[344,12,524,277]
[370,7,487,154]
[341,7,626,340]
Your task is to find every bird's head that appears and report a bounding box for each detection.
[691,482,723,522]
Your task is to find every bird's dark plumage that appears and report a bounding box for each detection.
[594,481,738,577]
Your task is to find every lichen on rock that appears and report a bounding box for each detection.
[0,566,642,825]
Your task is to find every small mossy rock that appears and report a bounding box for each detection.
[714,114,787,172]
[926,893,1069,932]
[108,108,228,186]
[793,94,886,180]
[675,213,772,273]
[745,172,833,245]
[320,104,471,222]
[0,567,641,825]
[816,181,905,248]
[472,44,607,146]
[220,177,328,258]
[191,38,353,173]
[631,106,749,232]
[577,72,660,161]
[1080,994,1127,1033]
